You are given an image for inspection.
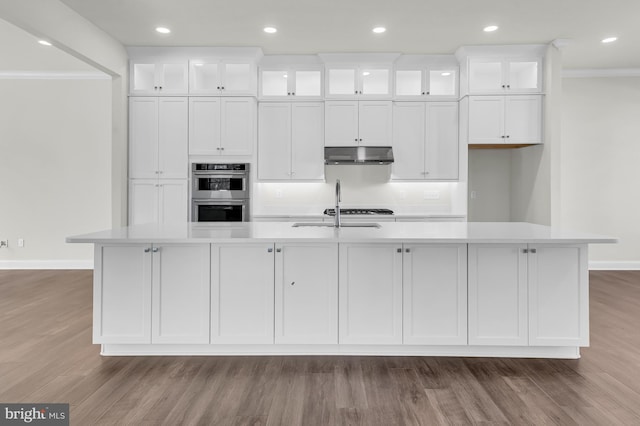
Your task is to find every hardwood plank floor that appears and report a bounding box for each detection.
[1,270,640,425]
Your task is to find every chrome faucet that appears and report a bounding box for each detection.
[334,179,341,228]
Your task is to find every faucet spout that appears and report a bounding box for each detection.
[334,179,341,228]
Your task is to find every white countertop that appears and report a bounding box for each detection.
[67,222,617,245]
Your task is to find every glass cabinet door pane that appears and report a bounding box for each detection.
[295,70,321,96]
[133,64,155,91]
[395,70,423,96]
[469,61,502,91]
[162,64,187,91]
[328,69,356,95]
[262,70,289,96]
[191,63,219,91]
[224,63,251,92]
[361,69,389,95]
[429,70,457,96]
[508,61,538,90]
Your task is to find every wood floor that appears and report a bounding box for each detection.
[1,270,640,425]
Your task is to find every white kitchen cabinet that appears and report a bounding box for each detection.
[129,97,188,179]
[392,102,459,180]
[260,67,323,99]
[129,179,188,225]
[468,95,542,145]
[189,97,256,156]
[152,244,210,344]
[468,57,542,94]
[325,65,392,99]
[325,100,392,146]
[403,244,467,345]
[468,244,528,346]
[528,244,589,346]
[130,60,188,95]
[189,59,256,95]
[93,244,152,344]
[339,244,403,344]
[274,243,338,344]
[210,244,275,344]
[394,67,458,99]
[258,102,324,180]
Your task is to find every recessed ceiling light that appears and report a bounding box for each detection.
[38,40,52,46]
[372,27,386,34]
[441,72,452,76]
[155,27,171,34]
[484,25,498,32]
[264,27,277,34]
[602,37,618,43]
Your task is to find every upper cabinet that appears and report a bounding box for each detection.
[189,59,256,96]
[325,100,392,146]
[260,66,323,99]
[325,65,393,99]
[130,61,188,95]
[393,55,459,100]
[456,45,546,96]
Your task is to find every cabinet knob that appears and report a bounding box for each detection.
[144,248,151,253]
[405,248,410,253]
[354,138,358,142]
[221,147,225,150]
[501,135,506,138]
[424,171,429,175]
[221,86,225,90]
[288,92,291,95]
[507,85,511,89]
[359,138,362,142]
[426,91,430,95]
[292,92,295,96]
[355,90,358,94]
[152,247,159,253]
[422,91,425,95]
[397,248,402,253]
[522,249,529,253]
[217,86,220,90]
[159,86,163,90]
[267,248,273,253]
[290,281,295,286]
[506,135,510,138]
[502,85,506,88]
[154,86,158,90]
[530,248,537,254]
[276,248,282,253]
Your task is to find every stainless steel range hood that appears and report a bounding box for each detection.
[324,146,394,165]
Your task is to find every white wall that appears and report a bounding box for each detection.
[561,76,640,266]
[467,149,511,221]
[0,79,112,266]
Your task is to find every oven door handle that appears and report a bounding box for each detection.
[192,172,247,177]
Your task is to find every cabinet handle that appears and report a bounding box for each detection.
[291,281,295,286]
[144,248,151,253]
[276,248,282,253]
[405,248,410,253]
[267,248,273,253]
[152,247,159,253]
[530,248,537,254]
[397,248,402,253]
[522,249,528,253]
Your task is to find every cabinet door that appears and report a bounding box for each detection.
[275,244,338,344]
[129,179,158,225]
[391,102,426,179]
[189,97,221,155]
[428,68,458,97]
[129,97,158,179]
[131,63,157,94]
[326,67,357,98]
[158,97,188,178]
[339,244,403,344]
[258,102,291,180]
[189,61,221,94]
[468,244,528,346]
[395,69,424,98]
[360,67,391,98]
[468,58,504,94]
[293,69,322,98]
[506,59,542,93]
[291,102,324,180]
[211,244,275,344]
[152,244,210,344]
[158,180,188,223]
[505,95,542,144]
[403,244,467,345]
[468,96,505,144]
[260,69,290,98]
[359,101,392,146]
[94,244,152,343]
[425,102,459,180]
[528,244,589,346]
[221,62,255,95]
[325,101,359,146]
[221,97,255,155]
[157,63,189,94]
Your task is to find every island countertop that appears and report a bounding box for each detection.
[67,222,617,245]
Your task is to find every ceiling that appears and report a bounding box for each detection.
[55,0,640,70]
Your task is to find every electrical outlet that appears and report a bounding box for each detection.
[470,191,478,199]
[0,240,8,248]
[18,238,24,248]
[275,189,283,198]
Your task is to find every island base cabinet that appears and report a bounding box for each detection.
[211,244,275,344]
[403,244,467,345]
[275,244,338,344]
[339,244,403,344]
[528,244,589,346]
[151,244,210,344]
[468,244,528,346]
[94,244,152,344]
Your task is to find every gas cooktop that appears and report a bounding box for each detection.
[323,208,394,216]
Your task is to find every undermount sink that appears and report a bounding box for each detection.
[292,222,381,228]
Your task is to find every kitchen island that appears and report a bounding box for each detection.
[67,222,615,358]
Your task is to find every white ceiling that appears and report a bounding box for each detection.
[56,0,640,69]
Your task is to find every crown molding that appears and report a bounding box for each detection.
[0,70,110,80]
[563,68,640,78]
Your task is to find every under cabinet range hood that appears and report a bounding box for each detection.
[324,146,394,165]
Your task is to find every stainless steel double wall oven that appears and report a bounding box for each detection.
[191,163,250,222]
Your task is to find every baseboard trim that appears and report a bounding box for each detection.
[0,260,93,270]
[589,261,640,271]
